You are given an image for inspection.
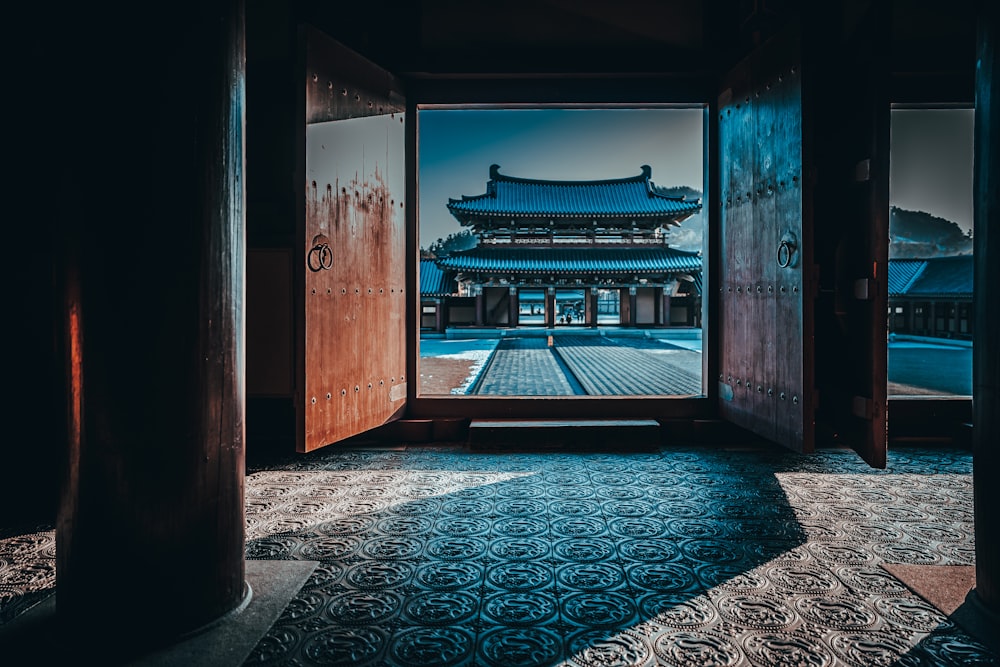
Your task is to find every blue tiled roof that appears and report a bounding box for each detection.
[436,246,703,275]
[447,165,702,220]
[888,255,972,297]
[887,259,927,296]
[420,259,456,296]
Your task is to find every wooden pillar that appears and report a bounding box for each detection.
[475,292,486,326]
[57,0,247,655]
[653,286,663,325]
[435,298,446,333]
[973,0,1000,619]
[545,288,556,327]
[628,287,638,326]
[930,301,938,336]
[586,288,598,327]
[508,287,519,327]
[663,291,673,326]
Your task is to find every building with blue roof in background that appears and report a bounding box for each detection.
[422,164,703,332]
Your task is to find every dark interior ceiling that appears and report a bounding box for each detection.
[291,0,975,89]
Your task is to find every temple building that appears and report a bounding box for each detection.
[888,254,974,340]
[429,164,703,330]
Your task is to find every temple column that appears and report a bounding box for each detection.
[509,286,519,327]
[545,287,556,328]
[57,0,247,656]
[972,0,1000,622]
[628,287,638,326]
[586,287,598,327]
[476,290,486,326]
[653,287,663,325]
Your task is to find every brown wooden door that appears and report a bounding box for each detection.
[717,27,815,453]
[811,4,890,468]
[298,27,407,452]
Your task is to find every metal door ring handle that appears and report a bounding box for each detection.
[308,243,334,272]
[777,239,796,268]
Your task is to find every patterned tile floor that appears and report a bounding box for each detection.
[3,444,997,666]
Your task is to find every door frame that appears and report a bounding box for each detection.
[403,78,719,421]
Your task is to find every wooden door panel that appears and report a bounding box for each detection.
[718,28,814,453]
[300,28,406,452]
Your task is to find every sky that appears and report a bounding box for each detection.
[890,108,975,234]
[418,107,705,248]
[417,106,975,248]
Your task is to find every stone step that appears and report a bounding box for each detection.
[467,419,661,451]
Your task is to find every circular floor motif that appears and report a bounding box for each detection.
[639,593,718,628]
[618,538,681,563]
[557,562,626,591]
[696,564,769,592]
[278,592,325,623]
[478,627,562,667]
[497,483,546,499]
[385,498,440,516]
[653,501,705,517]
[360,536,422,560]
[653,630,745,667]
[249,627,301,664]
[828,630,913,667]
[876,506,930,522]
[549,485,597,499]
[440,498,492,516]
[905,524,967,542]
[492,516,548,537]
[602,500,655,518]
[794,596,877,630]
[873,596,949,632]
[246,536,298,559]
[301,562,344,590]
[316,516,376,536]
[666,519,730,540]
[590,472,637,486]
[388,627,474,666]
[567,630,653,667]
[345,561,414,590]
[326,590,400,625]
[495,499,548,516]
[551,517,607,537]
[490,537,550,561]
[554,538,617,563]
[806,541,874,565]
[608,517,663,538]
[426,536,487,561]
[741,631,834,667]
[716,593,798,629]
[549,499,602,517]
[263,517,314,534]
[871,542,942,565]
[842,521,905,543]
[403,590,478,624]
[765,562,841,594]
[374,515,433,535]
[627,563,698,593]
[482,591,557,625]
[487,561,553,591]
[835,566,910,596]
[680,539,744,564]
[596,486,646,501]
[415,561,482,590]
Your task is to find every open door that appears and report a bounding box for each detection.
[298,27,407,452]
[811,4,890,468]
[717,27,815,453]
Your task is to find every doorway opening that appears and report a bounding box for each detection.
[887,107,974,399]
[416,106,707,398]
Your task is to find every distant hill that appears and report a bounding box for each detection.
[890,206,972,258]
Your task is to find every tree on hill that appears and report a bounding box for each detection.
[422,229,478,258]
[889,206,972,258]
